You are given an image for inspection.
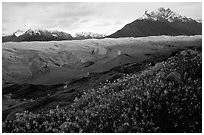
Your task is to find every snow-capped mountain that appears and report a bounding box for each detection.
[13,30,25,37]
[196,19,202,23]
[108,7,202,38]
[2,30,107,42]
[2,29,73,42]
[24,29,50,36]
[51,30,73,39]
[74,32,106,39]
[22,29,73,39]
[139,7,195,22]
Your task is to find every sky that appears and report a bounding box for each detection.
[2,2,202,36]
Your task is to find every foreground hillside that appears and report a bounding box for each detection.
[3,49,201,133]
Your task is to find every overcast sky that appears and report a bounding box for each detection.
[2,2,202,35]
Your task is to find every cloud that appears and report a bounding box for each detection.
[93,21,112,27]
[114,21,123,25]
[2,2,202,35]
[80,19,90,24]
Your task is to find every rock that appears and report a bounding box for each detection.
[164,90,168,94]
[60,122,79,131]
[183,72,188,79]
[180,50,188,56]
[197,53,202,58]
[117,126,125,132]
[190,50,198,55]
[6,112,17,121]
[156,71,166,79]
[70,130,75,133]
[6,108,24,121]
[153,63,163,71]
[166,71,182,83]
[60,122,69,129]
[63,84,67,89]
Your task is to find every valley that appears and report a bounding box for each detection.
[3,35,201,85]
[2,35,202,123]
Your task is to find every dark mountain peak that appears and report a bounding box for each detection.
[108,7,202,38]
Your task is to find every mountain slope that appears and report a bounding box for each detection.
[108,7,202,38]
[2,35,18,43]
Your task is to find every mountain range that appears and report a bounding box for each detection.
[2,29,73,43]
[74,32,106,40]
[2,30,107,43]
[108,7,202,38]
[2,7,202,42]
